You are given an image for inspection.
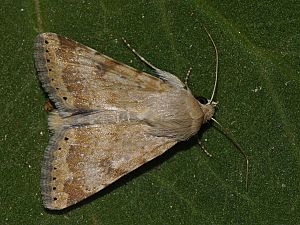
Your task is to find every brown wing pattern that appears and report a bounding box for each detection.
[42,122,177,209]
[34,33,181,210]
[34,33,172,113]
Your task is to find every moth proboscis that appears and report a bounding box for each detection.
[34,30,248,210]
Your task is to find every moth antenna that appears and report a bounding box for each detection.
[203,27,218,103]
[121,37,160,71]
[211,118,249,190]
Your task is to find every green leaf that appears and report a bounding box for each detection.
[1,0,299,224]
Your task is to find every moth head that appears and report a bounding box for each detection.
[196,96,217,123]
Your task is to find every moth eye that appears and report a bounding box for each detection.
[196,96,208,104]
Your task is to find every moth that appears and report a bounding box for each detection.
[34,32,239,210]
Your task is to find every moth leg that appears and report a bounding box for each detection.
[184,67,192,88]
[122,37,185,89]
[197,136,212,157]
[122,38,159,71]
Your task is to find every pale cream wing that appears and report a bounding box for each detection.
[34,33,172,113]
[41,122,177,210]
